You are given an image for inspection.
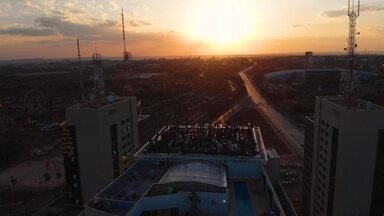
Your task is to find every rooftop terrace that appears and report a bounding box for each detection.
[67,96,135,110]
[86,160,230,216]
[135,124,267,160]
[86,160,285,216]
[325,97,384,111]
[87,161,168,215]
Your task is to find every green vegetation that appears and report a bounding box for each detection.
[0,129,24,169]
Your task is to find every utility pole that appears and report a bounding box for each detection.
[77,38,86,102]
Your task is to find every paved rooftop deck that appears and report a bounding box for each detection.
[228,178,272,216]
[327,97,384,111]
[136,124,265,159]
[88,161,168,215]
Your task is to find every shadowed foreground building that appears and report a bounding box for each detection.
[302,115,315,216]
[61,97,139,205]
[304,97,384,216]
[83,124,292,216]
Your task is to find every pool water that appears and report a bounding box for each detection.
[234,181,254,216]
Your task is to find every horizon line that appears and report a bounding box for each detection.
[2,51,384,62]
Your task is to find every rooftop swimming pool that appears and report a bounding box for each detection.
[234,181,254,216]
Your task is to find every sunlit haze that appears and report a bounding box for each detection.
[187,0,253,45]
[0,0,384,59]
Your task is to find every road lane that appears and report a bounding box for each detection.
[239,67,304,157]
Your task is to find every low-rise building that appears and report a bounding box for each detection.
[84,124,290,216]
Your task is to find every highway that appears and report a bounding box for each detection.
[239,66,304,157]
[239,66,305,213]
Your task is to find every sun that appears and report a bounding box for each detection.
[188,0,252,45]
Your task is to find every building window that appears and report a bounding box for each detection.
[111,124,120,178]
[321,153,326,160]
[333,110,340,117]
[109,109,116,115]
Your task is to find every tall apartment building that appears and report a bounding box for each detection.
[61,97,139,205]
[306,97,384,216]
[305,51,313,64]
[302,116,315,216]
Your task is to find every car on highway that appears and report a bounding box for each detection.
[281,180,293,185]
[41,145,55,153]
[280,169,297,177]
[29,149,47,156]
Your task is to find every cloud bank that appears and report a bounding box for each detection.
[320,3,384,18]
[0,15,150,38]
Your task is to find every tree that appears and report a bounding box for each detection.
[10,176,17,187]
[43,173,51,190]
[55,172,62,185]
[9,176,18,215]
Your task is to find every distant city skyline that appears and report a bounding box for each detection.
[1,0,384,59]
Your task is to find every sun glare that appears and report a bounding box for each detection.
[188,0,253,45]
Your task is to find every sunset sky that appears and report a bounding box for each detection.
[0,0,383,59]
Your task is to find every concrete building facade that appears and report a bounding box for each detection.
[308,97,384,216]
[302,116,315,216]
[61,97,139,205]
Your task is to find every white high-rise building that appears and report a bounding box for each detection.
[61,97,139,205]
[308,97,384,216]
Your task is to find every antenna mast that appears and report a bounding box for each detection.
[121,7,134,96]
[92,53,105,98]
[122,8,130,65]
[343,0,360,109]
[77,38,81,60]
[77,38,86,102]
